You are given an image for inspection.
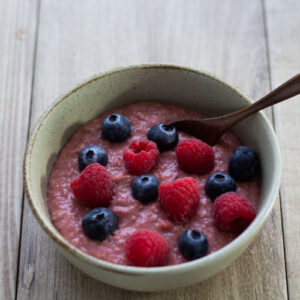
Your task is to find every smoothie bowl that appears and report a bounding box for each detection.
[24,64,281,291]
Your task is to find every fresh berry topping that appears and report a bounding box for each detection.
[102,113,131,142]
[147,123,178,152]
[178,230,209,260]
[205,172,236,200]
[159,177,200,223]
[82,207,118,241]
[123,139,159,175]
[78,145,108,171]
[176,138,214,174]
[229,146,259,181]
[70,163,113,207]
[132,174,160,204]
[214,192,256,232]
[125,230,169,267]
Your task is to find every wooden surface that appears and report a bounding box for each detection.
[0,0,39,298]
[0,0,299,299]
[265,0,300,299]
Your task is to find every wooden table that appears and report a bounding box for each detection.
[1,0,299,299]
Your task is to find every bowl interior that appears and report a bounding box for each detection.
[25,65,280,273]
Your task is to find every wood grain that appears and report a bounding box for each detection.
[264,0,300,298]
[17,0,287,299]
[0,0,39,298]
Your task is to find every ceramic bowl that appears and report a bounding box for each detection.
[24,64,281,292]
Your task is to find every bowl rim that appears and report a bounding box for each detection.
[23,63,281,275]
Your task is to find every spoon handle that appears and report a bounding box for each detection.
[219,73,300,128]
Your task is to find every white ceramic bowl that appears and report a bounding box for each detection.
[24,64,281,292]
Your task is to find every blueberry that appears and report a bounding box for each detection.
[147,123,178,152]
[229,146,259,181]
[205,172,236,200]
[78,145,108,171]
[102,113,131,142]
[178,230,209,260]
[82,207,118,241]
[132,174,160,203]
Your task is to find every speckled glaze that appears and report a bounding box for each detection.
[48,102,260,266]
[24,65,281,291]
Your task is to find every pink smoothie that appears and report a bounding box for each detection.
[48,102,259,266]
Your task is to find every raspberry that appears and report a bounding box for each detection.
[123,139,159,175]
[159,177,200,223]
[70,163,113,207]
[213,192,256,232]
[125,230,169,267]
[176,138,214,174]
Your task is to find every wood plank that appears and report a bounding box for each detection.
[17,0,287,299]
[264,0,300,298]
[0,0,39,298]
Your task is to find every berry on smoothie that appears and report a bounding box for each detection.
[78,144,108,171]
[205,172,236,200]
[147,123,178,152]
[176,138,214,174]
[178,230,209,260]
[123,139,159,175]
[82,207,118,241]
[125,230,169,267]
[70,163,113,207]
[229,146,259,181]
[159,177,200,223]
[132,174,160,204]
[214,192,256,232]
[102,113,131,142]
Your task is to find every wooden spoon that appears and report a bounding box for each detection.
[170,73,300,146]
